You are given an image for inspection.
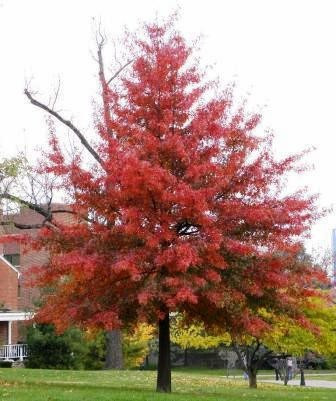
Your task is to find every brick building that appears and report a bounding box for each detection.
[0,206,71,353]
[0,207,45,349]
[0,255,23,345]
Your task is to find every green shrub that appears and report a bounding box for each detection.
[82,330,106,370]
[0,361,12,368]
[324,355,336,369]
[25,324,105,370]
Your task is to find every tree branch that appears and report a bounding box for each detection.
[0,193,60,231]
[24,89,105,168]
[0,220,47,230]
[1,193,51,219]
[97,35,111,132]
[107,59,133,85]
[250,340,261,363]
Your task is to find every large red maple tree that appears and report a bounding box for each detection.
[22,18,325,392]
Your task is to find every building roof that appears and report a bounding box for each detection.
[0,311,32,321]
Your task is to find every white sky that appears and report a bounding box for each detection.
[0,0,335,256]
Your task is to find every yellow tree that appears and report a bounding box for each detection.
[171,314,230,366]
[171,296,336,389]
[123,324,155,368]
[230,297,336,388]
[260,297,336,385]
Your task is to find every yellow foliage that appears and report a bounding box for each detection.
[123,324,155,368]
[171,315,231,349]
[260,297,336,356]
[171,294,336,358]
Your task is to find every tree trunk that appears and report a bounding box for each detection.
[104,330,123,369]
[248,370,257,388]
[156,313,171,393]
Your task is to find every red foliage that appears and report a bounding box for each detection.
[28,18,326,336]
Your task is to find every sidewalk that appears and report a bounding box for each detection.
[261,379,336,389]
[258,373,336,377]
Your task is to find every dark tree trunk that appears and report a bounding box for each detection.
[104,329,123,369]
[156,313,171,393]
[248,370,257,388]
[300,368,305,386]
[184,348,188,367]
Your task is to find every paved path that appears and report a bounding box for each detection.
[221,373,336,379]
[258,373,336,377]
[261,379,336,389]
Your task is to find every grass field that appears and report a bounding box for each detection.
[0,368,335,401]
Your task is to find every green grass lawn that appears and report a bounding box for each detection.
[0,368,335,401]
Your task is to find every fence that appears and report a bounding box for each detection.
[0,344,28,361]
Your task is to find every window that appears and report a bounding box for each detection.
[4,253,20,267]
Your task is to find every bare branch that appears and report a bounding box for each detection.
[107,59,133,85]
[96,34,113,136]
[97,33,107,85]
[0,193,63,231]
[1,193,51,219]
[0,220,48,230]
[96,32,132,90]
[24,89,105,168]
[51,77,61,111]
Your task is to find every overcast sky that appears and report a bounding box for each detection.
[0,0,335,256]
